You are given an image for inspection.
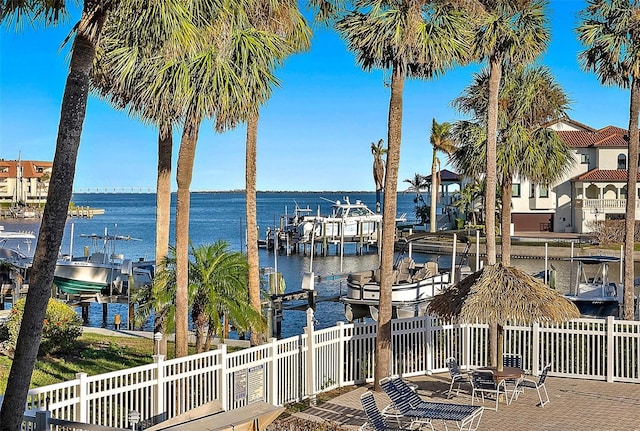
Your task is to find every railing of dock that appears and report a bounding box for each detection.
[21,314,640,429]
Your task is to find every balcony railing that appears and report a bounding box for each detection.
[582,199,640,209]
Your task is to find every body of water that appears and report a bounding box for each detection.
[1,191,631,338]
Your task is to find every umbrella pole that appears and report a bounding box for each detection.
[497,323,504,372]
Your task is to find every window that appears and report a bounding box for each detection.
[618,154,627,169]
[512,184,521,198]
[581,154,590,164]
[539,184,549,198]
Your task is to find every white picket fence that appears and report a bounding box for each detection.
[22,312,640,429]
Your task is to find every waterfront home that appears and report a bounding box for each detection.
[510,118,639,234]
[0,159,52,206]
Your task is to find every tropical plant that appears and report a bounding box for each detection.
[242,1,311,347]
[139,242,265,353]
[470,0,550,268]
[453,181,484,226]
[429,119,457,233]
[577,0,640,320]
[403,173,429,224]
[335,0,471,389]
[371,138,387,214]
[451,64,572,265]
[0,2,192,428]
[5,298,83,355]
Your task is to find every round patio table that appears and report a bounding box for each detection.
[477,366,524,381]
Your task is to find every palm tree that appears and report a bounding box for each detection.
[0,3,192,428]
[429,119,457,233]
[471,0,550,267]
[577,0,640,320]
[336,0,471,389]
[165,4,296,356]
[136,242,264,353]
[403,173,429,225]
[452,65,572,265]
[241,1,311,347]
[371,139,387,214]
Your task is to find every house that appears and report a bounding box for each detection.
[511,118,636,234]
[0,159,52,205]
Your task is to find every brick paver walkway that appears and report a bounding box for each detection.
[292,373,640,431]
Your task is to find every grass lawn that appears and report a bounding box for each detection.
[0,332,158,393]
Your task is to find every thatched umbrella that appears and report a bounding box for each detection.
[428,263,580,371]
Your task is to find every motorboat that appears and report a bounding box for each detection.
[564,255,623,317]
[0,226,35,269]
[54,231,154,296]
[341,232,472,321]
[296,197,383,243]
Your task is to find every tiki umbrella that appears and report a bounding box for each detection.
[428,263,580,371]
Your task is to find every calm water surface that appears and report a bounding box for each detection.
[2,192,633,338]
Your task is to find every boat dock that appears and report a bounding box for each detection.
[67,206,105,218]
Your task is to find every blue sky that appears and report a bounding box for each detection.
[0,1,631,192]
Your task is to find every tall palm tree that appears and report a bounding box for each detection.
[403,173,429,225]
[165,4,295,356]
[336,0,471,389]
[577,0,640,320]
[471,0,550,267]
[371,138,387,214]
[0,3,192,428]
[241,1,311,347]
[452,65,572,265]
[429,119,457,233]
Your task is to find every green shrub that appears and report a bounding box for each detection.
[6,298,83,355]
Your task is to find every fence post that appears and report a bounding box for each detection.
[532,323,540,376]
[220,343,228,411]
[425,316,433,374]
[153,355,166,422]
[269,337,279,406]
[337,322,345,386]
[606,316,615,382]
[305,308,317,405]
[75,372,88,423]
[35,410,50,429]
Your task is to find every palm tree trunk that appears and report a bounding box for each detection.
[500,178,513,266]
[430,156,438,233]
[246,113,263,346]
[175,106,201,358]
[486,55,502,368]
[374,63,404,391]
[486,56,501,266]
[624,77,640,320]
[154,120,172,355]
[0,5,106,429]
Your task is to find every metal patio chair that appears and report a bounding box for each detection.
[360,391,422,431]
[471,370,508,412]
[446,357,471,398]
[510,363,551,407]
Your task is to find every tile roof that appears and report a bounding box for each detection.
[0,160,52,179]
[557,125,629,148]
[573,169,640,181]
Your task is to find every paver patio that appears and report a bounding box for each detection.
[289,373,640,431]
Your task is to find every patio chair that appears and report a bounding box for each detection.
[510,363,551,407]
[502,353,524,399]
[446,357,471,398]
[470,370,508,412]
[359,391,423,431]
[381,377,483,431]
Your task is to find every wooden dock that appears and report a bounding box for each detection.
[67,206,105,218]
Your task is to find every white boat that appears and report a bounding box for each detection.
[296,197,383,243]
[0,226,35,269]
[341,232,472,321]
[564,255,624,318]
[54,231,153,296]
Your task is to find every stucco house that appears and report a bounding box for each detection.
[0,159,52,205]
[511,118,637,234]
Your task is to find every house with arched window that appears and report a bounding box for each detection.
[509,118,638,234]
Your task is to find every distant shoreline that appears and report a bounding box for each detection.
[71,190,381,194]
